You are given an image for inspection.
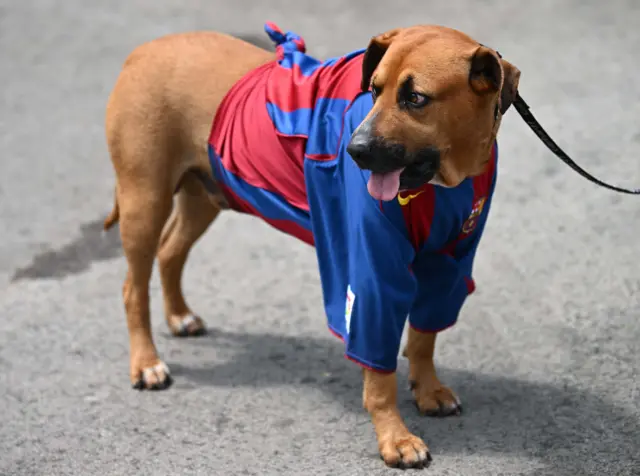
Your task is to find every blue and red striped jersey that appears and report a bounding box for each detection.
[208,23,498,372]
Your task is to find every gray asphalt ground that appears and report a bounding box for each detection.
[1,1,640,475]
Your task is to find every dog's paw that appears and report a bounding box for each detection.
[132,361,173,391]
[168,314,207,337]
[379,431,432,469]
[410,380,462,417]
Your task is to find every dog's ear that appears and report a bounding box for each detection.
[469,46,503,95]
[499,57,521,114]
[361,29,401,92]
[470,46,521,114]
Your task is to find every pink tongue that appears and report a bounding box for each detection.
[367,168,405,201]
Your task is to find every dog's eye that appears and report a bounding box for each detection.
[406,92,430,108]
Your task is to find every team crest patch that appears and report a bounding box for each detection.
[462,197,486,234]
[345,285,355,334]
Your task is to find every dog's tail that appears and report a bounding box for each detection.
[103,187,119,230]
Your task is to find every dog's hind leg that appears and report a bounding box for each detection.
[116,170,174,390]
[157,170,220,337]
[106,66,176,389]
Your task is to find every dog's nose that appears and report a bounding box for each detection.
[346,135,369,160]
[347,123,373,162]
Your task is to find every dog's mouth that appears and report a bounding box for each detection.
[367,168,406,201]
[369,149,440,200]
[349,136,441,200]
[367,160,439,201]
[398,154,439,191]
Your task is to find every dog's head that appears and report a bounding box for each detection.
[346,25,521,200]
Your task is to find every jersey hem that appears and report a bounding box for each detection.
[327,324,396,374]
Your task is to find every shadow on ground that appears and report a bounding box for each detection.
[169,329,639,475]
[11,219,122,282]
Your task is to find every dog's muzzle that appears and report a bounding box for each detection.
[347,122,440,191]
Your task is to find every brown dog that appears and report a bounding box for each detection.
[104,22,520,468]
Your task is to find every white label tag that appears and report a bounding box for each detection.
[345,285,355,334]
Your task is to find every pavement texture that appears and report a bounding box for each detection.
[1,1,640,475]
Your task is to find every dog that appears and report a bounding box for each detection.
[103,22,520,468]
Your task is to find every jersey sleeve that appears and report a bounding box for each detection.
[341,163,418,372]
[409,152,498,333]
[304,93,418,373]
[408,249,475,333]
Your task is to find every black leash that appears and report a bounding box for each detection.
[513,93,640,195]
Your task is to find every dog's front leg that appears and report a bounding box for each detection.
[363,369,432,468]
[404,328,462,416]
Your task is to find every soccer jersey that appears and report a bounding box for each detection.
[208,22,498,372]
